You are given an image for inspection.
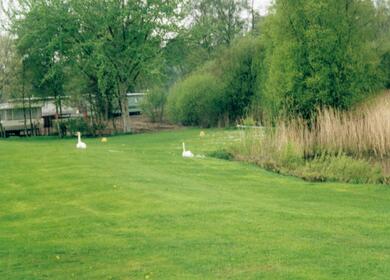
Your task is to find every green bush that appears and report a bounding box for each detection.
[213,37,264,123]
[63,118,89,135]
[380,51,390,89]
[295,155,383,184]
[207,149,234,161]
[240,115,257,127]
[141,88,167,122]
[167,73,224,127]
[58,118,106,136]
[167,36,264,127]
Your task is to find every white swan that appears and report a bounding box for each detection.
[76,132,87,149]
[182,142,194,158]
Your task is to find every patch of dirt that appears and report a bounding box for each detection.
[72,115,182,136]
[128,115,182,133]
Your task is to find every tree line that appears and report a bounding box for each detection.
[0,0,254,134]
[168,0,390,127]
[0,0,389,132]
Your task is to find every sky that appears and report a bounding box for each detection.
[0,0,273,32]
[253,0,273,15]
[0,0,11,28]
[1,0,273,18]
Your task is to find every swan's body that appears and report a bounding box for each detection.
[182,142,193,158]
[76,132,87,149]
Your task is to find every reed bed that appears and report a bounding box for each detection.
[314,92,390,158]
[233,91,390,184]
[271,91,390,159]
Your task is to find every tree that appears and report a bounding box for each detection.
[261,0,385,120]
[214,36,263,123]
[69,0,180,132]
[186,0,249,47]
[0,35,34,135]
[0,35,21,101]
[11,0,72,136]
[375,0,390,88]
[162,0,250,84]
[10,0,180,133]
[167,35,263,126]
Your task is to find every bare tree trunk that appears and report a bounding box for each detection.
[55,103,61,137]
[160,105,164,123]
[105,94,109,122]
[54,94,62,138]
[22,63,28,136]
[0,114,4,138]
[22,95,28,136]
[105,93,117,134]
[111,116,117,133]
[88,92,96,135]
[121,92,130,133]
[119,83,130,133]
[59,96,63,115]
[28,95,34,136]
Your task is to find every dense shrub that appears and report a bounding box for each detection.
[207,149,234,161]
[380,51,390,89]
[141,88,167,123]
[213,37,264,124]
[167,36,263,127]
[64,118,89,135]
[167,73,224,127]
[57,118,106,136]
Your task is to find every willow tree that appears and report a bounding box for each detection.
[262,0,385,120]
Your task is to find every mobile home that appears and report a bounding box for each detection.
[0,97,82,137]
[127,93,145,114]
[0,102,43,136]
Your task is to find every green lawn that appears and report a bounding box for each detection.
[0,129,389,279]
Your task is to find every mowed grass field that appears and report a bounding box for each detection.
[0,129,389,279]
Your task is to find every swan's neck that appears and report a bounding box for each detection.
[182,143,185,152]
[78,133,81,143]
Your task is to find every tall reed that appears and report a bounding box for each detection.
[233,91,390,183]
[314,92,389,158]
[267,91,390,158]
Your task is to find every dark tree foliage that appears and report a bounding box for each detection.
[382,52,390,88]
[167,36,263,126]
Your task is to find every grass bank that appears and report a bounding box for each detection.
[1,129,390,279]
